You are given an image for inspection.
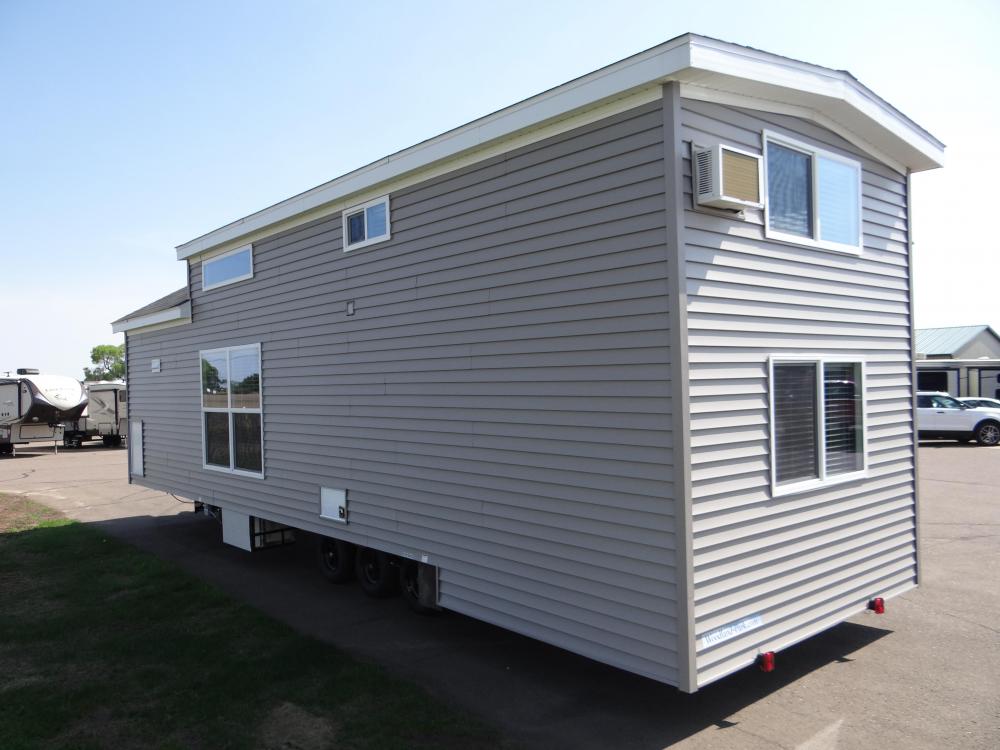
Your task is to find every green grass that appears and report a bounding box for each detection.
[0,495,504,750]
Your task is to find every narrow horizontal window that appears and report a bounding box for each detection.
[202,244,253,290]
[342,196,390,251]
[770,358,867,495]
[764,133,861,253]
[200,344,264,477]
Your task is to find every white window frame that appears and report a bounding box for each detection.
[763,131,863,256]
[768,355,868,497]
[199,343,264,479]
[341,195,391,252]
[202,243,254,291]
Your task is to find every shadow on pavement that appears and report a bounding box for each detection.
[68,508,893,750]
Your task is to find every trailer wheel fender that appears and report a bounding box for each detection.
[355,548,399,598]
[317,537,356,584]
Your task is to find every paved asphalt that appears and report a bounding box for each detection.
[1,440,997,749]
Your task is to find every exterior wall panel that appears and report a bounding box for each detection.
[126,102,680,684]
[680,99,917,687]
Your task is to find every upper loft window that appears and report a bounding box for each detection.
[764,133,862,254]
[769,358,867,496]
[342,196,390,251]
[202,244,253,291]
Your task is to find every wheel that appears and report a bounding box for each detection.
[355,548,399,598]
[317,537,356,584]
[111,435,123,447]
[974,421,1000,446]
[102,436,113,447]
[0,443,13,456]
[399,560,438,615]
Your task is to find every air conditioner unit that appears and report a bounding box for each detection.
[692,143,763,211]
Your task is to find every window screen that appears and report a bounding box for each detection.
[766,143,812,238]
[823,363,863,475]
[773,362,819,484]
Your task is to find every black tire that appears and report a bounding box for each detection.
[0,443,13,456]
[111,435,123,447]
[974,421,1000,446]
[317,537,356,584]
[355,548,399,598]
[399,560,437,615]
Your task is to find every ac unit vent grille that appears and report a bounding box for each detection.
[695,149,714,196]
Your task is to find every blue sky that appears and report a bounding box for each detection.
[1,0,998,377]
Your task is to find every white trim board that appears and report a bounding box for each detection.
[174,34,943,262]
[112,302,191,334]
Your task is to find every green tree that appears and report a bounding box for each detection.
[83,344,125,381]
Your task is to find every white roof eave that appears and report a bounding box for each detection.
[111,301,192,334]
[175,34,944,261]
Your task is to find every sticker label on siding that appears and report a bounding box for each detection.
[701,614,764,648]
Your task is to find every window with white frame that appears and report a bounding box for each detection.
[764,133,862,253]
[342,195,390,251]
[769,358,866,495]
[200,344,263,476]
[202,244,253,290]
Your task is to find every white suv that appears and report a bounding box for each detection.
[916,391,1000,446]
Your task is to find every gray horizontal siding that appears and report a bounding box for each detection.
[127,100,680,684]
[680,99,917,687]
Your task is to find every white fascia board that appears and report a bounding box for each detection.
[175,39,694,260]
[112,301,192,334]
[686,38,944,172]
[175,34,943,261]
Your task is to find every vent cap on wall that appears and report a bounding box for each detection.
[692,143,763,211]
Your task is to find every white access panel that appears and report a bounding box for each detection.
[222,509,252,551]
[320,487,348,523]
[129,420,143,476]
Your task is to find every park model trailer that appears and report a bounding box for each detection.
[113,34,943,691]
[0,369,88,454]
[62,381,128,447]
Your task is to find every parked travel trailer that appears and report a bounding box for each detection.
[0,369,88,454]
[114,34,943,691]
[62,381,128,447]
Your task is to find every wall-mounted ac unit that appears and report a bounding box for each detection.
[692,143,763,211]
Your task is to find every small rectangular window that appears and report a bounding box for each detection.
[342,196,390,251]
[770,358,866,495]
[200,344,263,477]
[764,133,861,254]
[202,244,253,291]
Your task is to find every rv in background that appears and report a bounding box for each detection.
[0,369,88,455]
[62,381,128,447]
